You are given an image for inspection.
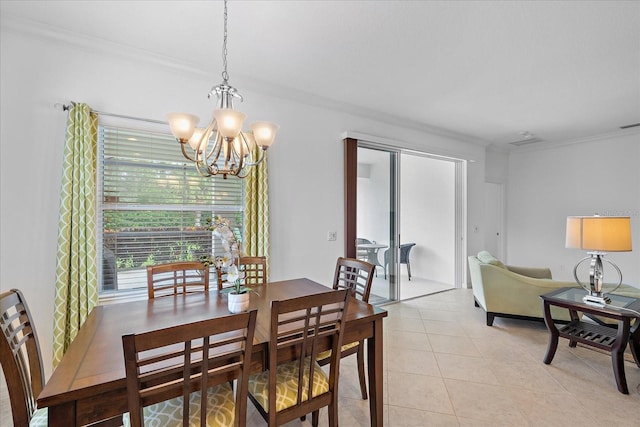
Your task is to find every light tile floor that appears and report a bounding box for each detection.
[3,288,639,426]
[245,288,640,426]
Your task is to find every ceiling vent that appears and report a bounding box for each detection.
[508,136,544,147]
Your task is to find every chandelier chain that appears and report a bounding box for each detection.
[221,0,229,82]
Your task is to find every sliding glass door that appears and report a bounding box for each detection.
[345,137,463,304]
[356,146,398,303]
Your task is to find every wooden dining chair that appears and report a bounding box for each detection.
[146,261,209,299]
[238,256,267,286]
[1,288,48,427]
[317,257,375,400]
[216,256,267,290]
[247,289,350,427]
[122,309,258,427]
[1,289,123,427]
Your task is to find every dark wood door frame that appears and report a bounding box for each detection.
[344,138,358,258]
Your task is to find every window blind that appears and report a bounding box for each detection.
[97,125,244,296]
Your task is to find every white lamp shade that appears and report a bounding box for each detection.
[187,128,206,151]
[566,216,632,252]
[250,121,279,148]
[166,113,199,141]
[213,109,246,139]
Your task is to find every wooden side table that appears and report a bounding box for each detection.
[540,287,640,394]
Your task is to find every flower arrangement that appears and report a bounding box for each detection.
[199,215,251,294]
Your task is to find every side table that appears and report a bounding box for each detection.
[540,287,640,394]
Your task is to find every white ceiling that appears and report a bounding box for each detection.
[2,0,639,149]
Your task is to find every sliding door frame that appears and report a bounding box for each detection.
[344,136,468,292]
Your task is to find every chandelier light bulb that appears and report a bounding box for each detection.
[188,128,206,151]
[251,122,280,148]
[213,109,247,139]
[166,113,199,141]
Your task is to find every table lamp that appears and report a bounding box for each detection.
[565,215,632,305]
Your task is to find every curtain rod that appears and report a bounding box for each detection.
[56,101,167,125]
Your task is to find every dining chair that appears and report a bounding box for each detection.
[317,257,375,400]
[238,256,267,286]
[355,237,373,260]
[1,289,122,427]
[216,256,267,290]
[247,289,350,427]
[1,288,48,427]
[384,243,416,280]
[146,261,209,299]
[122,309,258,427]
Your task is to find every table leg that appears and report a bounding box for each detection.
[367,317,384,427]
[48,401,75,427]
[542,301,559,364]
[611,319,631,394]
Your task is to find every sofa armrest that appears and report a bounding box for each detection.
[505,265,552,279]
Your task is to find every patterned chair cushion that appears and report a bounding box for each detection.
[29,408,48,427]
[123,383,235,427]
[316,340,360,361]
[248,358,329,413]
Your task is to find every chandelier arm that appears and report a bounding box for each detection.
[242,148,266,167]
[234,143,244,175]
[179,142,197,162]
[200,123,217,162]
[235,166,251,179]
[210,132,224,169]
[195,162,209,177]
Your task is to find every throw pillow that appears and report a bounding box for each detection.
[477,251,506,269]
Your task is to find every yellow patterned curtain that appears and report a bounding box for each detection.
[52,103,99,367]
[243,148,270,275]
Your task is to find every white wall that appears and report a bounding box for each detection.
[357,150,391,247]
[0,23,486,377]
[506,133,640,286]
[401,155,455,284]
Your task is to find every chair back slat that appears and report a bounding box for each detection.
[123,310,257,427]
[0,289,45,427]
[333,257,375,302]
[146,261,209,299]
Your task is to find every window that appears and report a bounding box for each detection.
[97,125,244,297]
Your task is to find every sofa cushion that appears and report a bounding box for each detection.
[476,251,506,269]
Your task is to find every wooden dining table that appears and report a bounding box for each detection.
[37,278,387,426]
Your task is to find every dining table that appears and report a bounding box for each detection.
[37,278,387,426]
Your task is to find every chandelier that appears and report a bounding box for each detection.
[166,0,278,178]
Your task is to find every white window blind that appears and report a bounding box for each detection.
[97,125,244,297]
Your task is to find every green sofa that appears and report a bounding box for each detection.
[469,251,580,326]
[469,251,640,326]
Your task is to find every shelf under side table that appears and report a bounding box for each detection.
[558,320,618,351]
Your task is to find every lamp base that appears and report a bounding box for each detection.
[582,294,610,307]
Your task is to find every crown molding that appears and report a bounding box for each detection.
[2,13,488,148]
[1,14,211,78]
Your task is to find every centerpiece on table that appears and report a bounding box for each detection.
[199,216,251,313]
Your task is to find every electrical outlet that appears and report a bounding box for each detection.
[327,231,337,241]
